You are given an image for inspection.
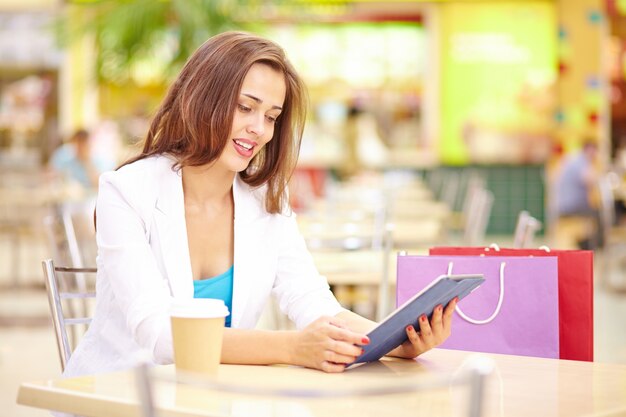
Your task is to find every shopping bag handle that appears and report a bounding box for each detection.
[447,261,506,325]
[483,244,551,252]
[484,243,500,252]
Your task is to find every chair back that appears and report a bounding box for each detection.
[463,187,494,246]
[460,174,487,219]
[134,356,493,417]
[597,173,619,237]
[440,170,461,210]
[43,199,97,269]
[42,258,96,371]
[513,210,542,248]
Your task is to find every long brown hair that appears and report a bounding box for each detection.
[122,31,307,214]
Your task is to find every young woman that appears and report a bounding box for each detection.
[64,31,457,377]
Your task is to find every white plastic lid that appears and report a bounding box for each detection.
[169,298,229,318]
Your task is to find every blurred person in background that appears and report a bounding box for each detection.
[49,128,110,191]
[555,138,602,249]
[63,31,457,378]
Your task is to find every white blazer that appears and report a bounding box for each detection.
[63,155,344,377]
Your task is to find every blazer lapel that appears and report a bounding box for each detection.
[231,176,266,327]
[154,159,193,298]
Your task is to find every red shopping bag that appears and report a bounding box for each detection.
[430,246,593,361]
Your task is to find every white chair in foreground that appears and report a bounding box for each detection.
[134,356,494,417]
[42,258,96,371]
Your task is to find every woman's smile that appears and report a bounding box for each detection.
[232,138,257,158]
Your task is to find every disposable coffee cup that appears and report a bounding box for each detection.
[170,298,229,376]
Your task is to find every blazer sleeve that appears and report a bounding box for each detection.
[272,211,346,329]
[96,169,174,364]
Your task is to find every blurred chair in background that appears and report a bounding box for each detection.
[439,170,461,212]
[42,258,96,371]
[513,210,542,249]
[426,169,444,201]
[597,172,626,291]
[43,199,97,269]
[462,187,495,247]
[444,172,490,242]
[42,199,99,367]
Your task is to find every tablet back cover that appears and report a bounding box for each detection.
[353,275,484,365]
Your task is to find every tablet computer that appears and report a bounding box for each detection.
[349,274,484,367]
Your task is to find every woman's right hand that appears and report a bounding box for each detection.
[289,316,369,373]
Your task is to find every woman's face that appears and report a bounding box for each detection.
[218,63,286,173]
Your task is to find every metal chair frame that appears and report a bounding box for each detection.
[43,200,97,270]
[42,258,96,371]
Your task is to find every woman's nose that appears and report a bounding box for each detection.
[247,115,265,137]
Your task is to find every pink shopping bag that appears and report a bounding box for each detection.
[396,255,560,358]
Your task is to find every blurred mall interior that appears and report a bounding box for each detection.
[1,0,626,416]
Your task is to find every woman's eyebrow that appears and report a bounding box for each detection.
[242,93,283,111]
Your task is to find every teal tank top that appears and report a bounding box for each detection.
[193,265,233,327]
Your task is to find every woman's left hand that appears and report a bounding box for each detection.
[388,297,458,359]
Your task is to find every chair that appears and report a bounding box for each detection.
[134,356,493,417]
[512,210,542,248]
[440,170,461,211]
[43,199,97,269]
[462,187,495,246]
[42,258,96,371]
[426,169,445,200]
[447,173,487,234]
[597,172,623,242]
[597,173,626,290]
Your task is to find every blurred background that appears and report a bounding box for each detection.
[1,0,626,415]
